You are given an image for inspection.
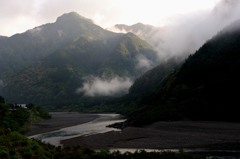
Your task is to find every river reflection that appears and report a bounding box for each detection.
[30,114,125,146]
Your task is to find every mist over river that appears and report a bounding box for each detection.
[29,113,125,146]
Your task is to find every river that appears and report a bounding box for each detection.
[29,113,125,146]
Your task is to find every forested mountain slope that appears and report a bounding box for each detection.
[125,21,240,126]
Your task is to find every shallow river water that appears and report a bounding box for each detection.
[30,114,125,146]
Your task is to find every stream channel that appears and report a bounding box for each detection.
[29,113,125,146]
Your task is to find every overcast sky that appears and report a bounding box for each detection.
[0,0,221,36]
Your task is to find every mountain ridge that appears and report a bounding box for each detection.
[0,35,8,39]
[113,23,161,47]
[0,12,158,107]
[0,12,116,79]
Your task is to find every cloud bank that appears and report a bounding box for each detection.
[0,0,220,36]
[77,76,133,97]
[154,0,240,61]
[136,55,154,70]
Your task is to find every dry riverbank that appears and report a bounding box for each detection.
[26,112,98,136]
[61,121,240,149]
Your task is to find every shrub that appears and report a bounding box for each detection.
[0,149,9,159]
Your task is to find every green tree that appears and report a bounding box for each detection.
[0,97,9,128]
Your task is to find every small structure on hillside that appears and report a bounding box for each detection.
[11,104,28,109]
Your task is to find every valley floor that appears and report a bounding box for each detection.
[26,112,98,136]
[61,121,240,150]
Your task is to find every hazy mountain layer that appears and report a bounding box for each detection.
[0,35,7,39]
[113,23,162,49]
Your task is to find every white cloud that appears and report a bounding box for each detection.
[77,76,133,97]
[107,26,128,33]
[93,13,105,24]
[146,0,240,61]
[136,55,153,70]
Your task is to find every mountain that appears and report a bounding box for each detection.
[123,20,240,126]
[112,23,162,48]
[0,13,158,107]
[0,35,8,39]
[114,23,158,35]
[0,12,115,79]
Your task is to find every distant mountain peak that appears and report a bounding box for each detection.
[115,23,155,31]
[132,23,151,27]
[56,12,93,24]
[0,35,8,39]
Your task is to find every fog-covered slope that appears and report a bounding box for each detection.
[124,21,240,126]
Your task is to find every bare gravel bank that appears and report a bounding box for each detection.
[61,121,240,149]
